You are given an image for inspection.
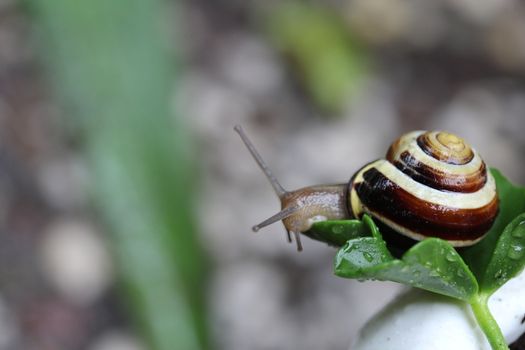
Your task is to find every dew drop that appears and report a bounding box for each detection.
[429,270,440,277]
[445,252,457,262]
[413,270,421,277]
[494,269,506,280]
[512,223,525,238]
[347,243,359,252]
[456,269,465,278]
[508,243,524,260]
[363,252,374,262]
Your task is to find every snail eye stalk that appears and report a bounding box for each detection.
[235,125,302,250]
[234,125,286,198]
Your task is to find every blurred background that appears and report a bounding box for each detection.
[0,0,524,349]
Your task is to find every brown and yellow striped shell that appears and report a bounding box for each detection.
[348,131,499,247]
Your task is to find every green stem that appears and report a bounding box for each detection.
[470,294,509,350]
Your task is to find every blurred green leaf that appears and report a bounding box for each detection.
[29,1,207,349]
[478,213,525,296]
[265,2,368,114]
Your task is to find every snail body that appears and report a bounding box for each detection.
[235,126,498,251]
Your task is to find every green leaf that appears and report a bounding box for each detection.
[305,219,371,246]
[335,236,478,301]
[334,236,393,275]
[462,169,525,284]
[30,1,208,349]
[478,213,525,296]
[265,2,368,113]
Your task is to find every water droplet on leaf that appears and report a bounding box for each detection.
[362,252,374,262]
[508,243,524,260]
[429,270,440,277]
[512,224,525,238]
[445,252,457,262]
[494,269,506,280]
[346,244,357,252]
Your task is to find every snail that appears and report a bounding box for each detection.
[234,126,499,251]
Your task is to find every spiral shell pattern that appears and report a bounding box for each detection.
[348,131,498,247]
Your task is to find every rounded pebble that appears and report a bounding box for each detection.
[40,219,113,305]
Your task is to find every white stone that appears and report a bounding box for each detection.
[88,331,145,350]
[40,219,113,305]
[352,270,525,349]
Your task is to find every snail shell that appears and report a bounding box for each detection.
[349,131,498,247]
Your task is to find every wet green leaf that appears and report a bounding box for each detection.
[479,213,525,296]
[306,219,371,246]
[334,236,393,275]
[335,235,478,300]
